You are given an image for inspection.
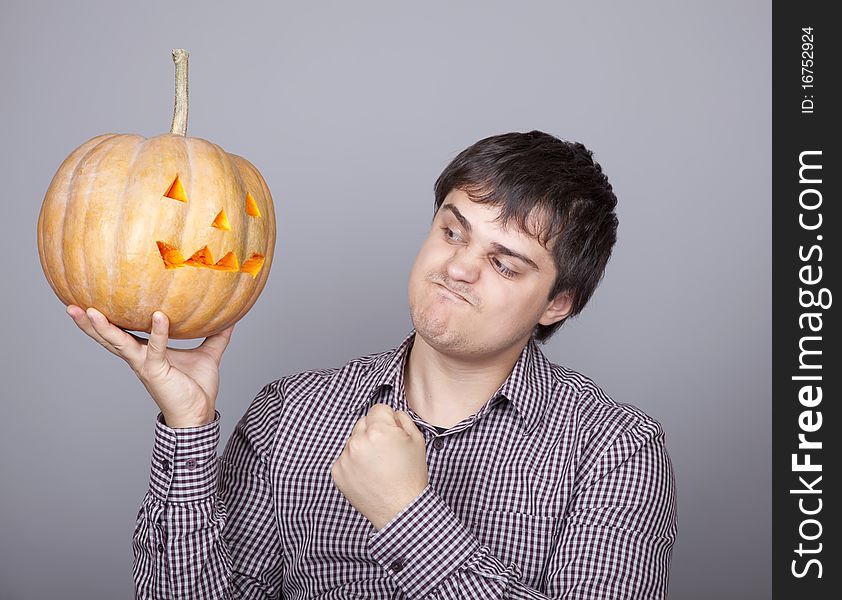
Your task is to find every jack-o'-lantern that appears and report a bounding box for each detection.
[37,49,276,338]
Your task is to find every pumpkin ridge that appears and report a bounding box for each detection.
[58,134,122,308]
[208,145,256,333]
[39,134,117,305]
[185,140,238,329]
[206,140,250,332]
[83,135,136,316]
[174,138,221,332]
[231,153,256,283]
[108,137,145,321]
[155,134,195,329]
[67,135,126,310]
[248,155,275,288]
[225,154,274,328]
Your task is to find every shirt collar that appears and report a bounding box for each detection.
[495,334,555,434]
[349,330,416,416]
[349,331,555,435]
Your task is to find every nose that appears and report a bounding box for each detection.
[445,246,481,284]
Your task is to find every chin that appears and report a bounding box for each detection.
[410,301,470,350]
[419,326,475,354]
[413,305,536,358]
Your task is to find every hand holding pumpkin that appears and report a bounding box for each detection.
[66,305,233,428]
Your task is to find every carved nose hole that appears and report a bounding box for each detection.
[212,209,231,230]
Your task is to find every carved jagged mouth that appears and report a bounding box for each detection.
[156,241,265,278]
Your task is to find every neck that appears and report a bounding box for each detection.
[403,333,528,428]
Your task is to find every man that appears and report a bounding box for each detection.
[68,130,677,599]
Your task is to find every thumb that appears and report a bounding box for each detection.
[144,311,171,373]
[393,411,423,441]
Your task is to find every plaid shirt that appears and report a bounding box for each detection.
[133,331,677,599]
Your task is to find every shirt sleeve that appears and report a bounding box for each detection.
[132,383,285,600]
[366,418,677,599]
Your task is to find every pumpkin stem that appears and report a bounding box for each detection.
[170,49,189,136]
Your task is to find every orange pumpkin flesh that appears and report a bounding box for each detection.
[37,50,276,339]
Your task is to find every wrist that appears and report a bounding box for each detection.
[151,411,221,502]
[371,483,428,530]
[161,409,216,429]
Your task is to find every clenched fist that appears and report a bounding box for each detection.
[331,403,429,530]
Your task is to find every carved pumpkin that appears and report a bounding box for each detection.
[37,50,276,338]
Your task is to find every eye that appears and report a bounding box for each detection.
[440,226,463,242]
[491,257,517,278]
[245,192,262,218]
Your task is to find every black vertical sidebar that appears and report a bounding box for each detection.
[773,2,840,598]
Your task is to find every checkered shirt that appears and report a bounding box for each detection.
[133,330,677,599]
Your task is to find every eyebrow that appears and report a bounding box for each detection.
[440,203,540,271]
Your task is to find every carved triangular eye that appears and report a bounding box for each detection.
[212,209,231,230]
[245,192,261,218]
[164,174,188,202]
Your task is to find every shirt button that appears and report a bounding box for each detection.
[390,558,405,572]
[432,438,444,451]
[156,543,164,553]
[185,458,197,470]
[160,459,170,472]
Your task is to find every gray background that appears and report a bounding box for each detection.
[0,1,770,598]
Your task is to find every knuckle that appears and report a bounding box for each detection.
[367,421,386,434]
[367,423,390,439]
[368,403,392,417]
[137,366,154,383]
[139,361,165,382]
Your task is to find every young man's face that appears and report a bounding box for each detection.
[407,188,572,358]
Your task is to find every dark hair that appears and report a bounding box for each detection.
[433,130,619,343]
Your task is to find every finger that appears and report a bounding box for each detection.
[143,311,171,373]
[67,305,111,347]
[86,307,145,367]
[198,323,235,362]
[366,403,397,425]
[66,304,84,320]
[393,411,423,440]
[77,306,144,368]
[350,415,368,437]
[69,306,148,357]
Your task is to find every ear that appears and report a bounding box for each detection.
[538,290,574,326]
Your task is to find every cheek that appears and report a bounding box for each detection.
[408,241,431,289]
[413,236,448,270]
[487,280,547,315]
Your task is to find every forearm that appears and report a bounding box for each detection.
[132,381,287,600]
[367,486,554,599]
[132,413,232,600]
[133,493,231,599]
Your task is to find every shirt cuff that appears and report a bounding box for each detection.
[367,485,481,598]
[148,411,220,502]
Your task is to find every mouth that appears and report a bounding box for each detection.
[434,282,469,304]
